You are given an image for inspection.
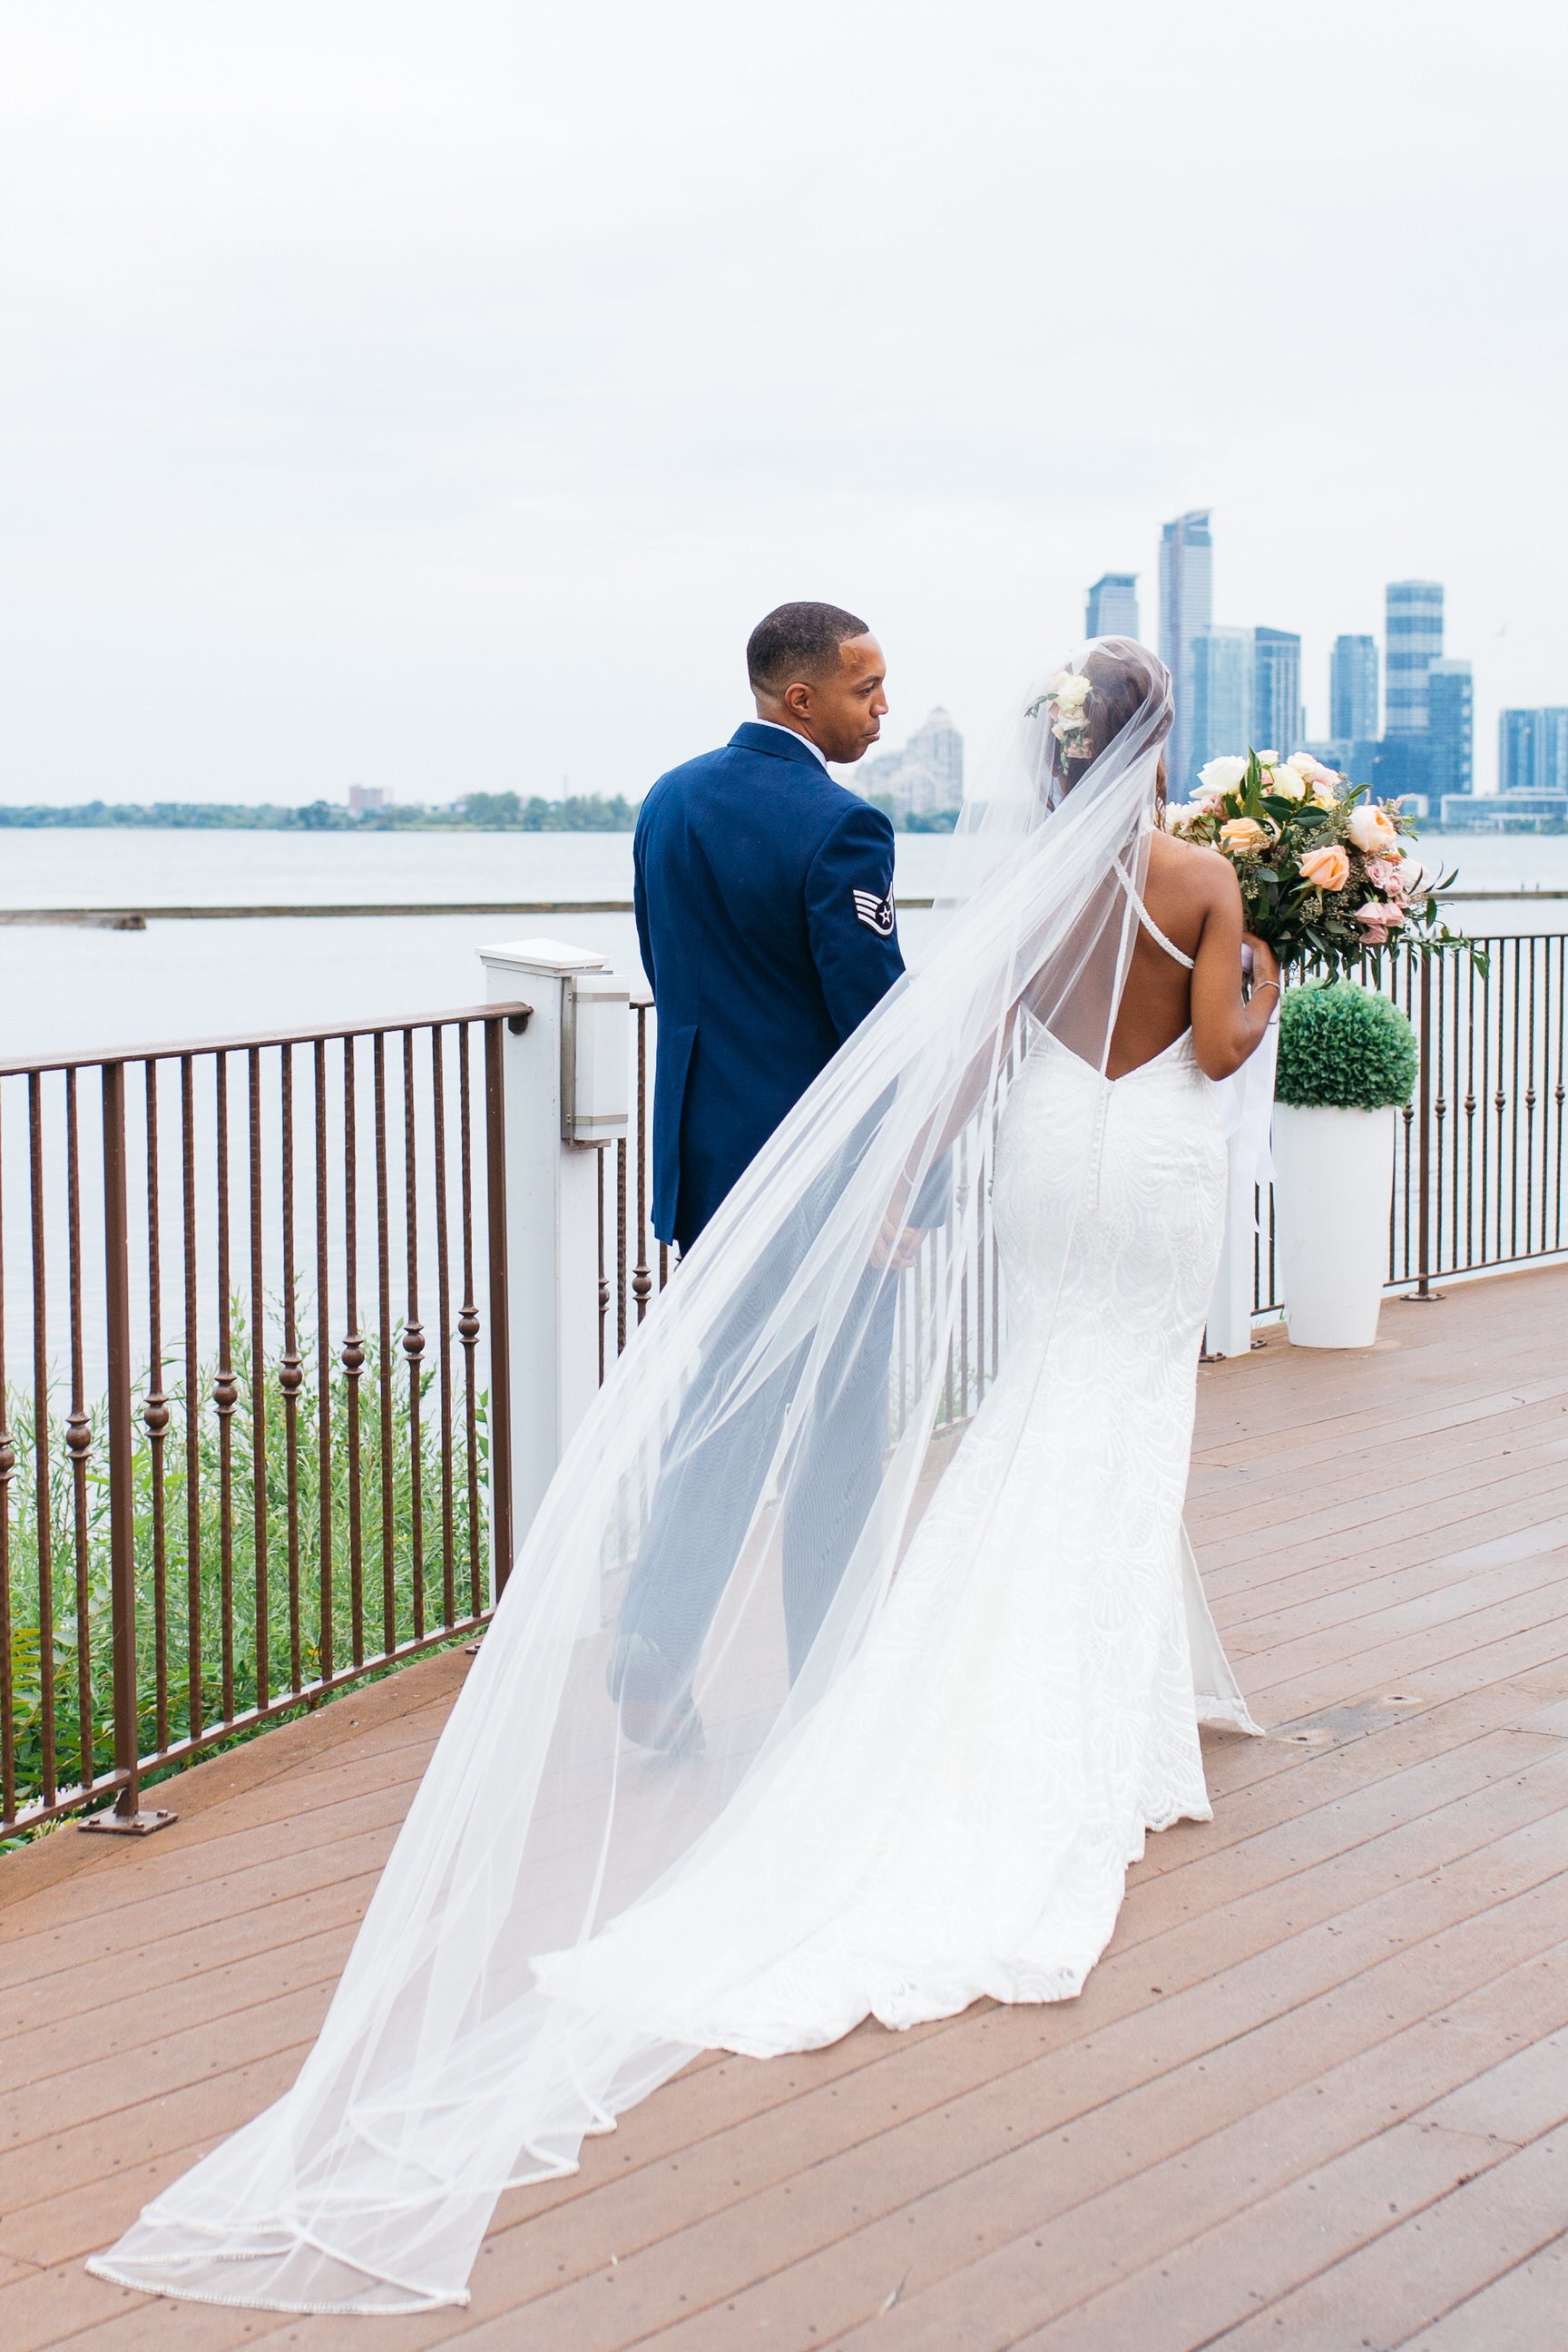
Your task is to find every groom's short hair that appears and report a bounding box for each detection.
[747,602,870,692]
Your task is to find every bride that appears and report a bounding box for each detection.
[91,638,1279,2315]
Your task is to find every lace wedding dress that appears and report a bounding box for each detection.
[89,640,1262,2318]
[540,914,1259,2058]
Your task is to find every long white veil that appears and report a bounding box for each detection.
[92,639,1193,2314]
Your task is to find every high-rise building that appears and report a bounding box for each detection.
[1385,581,1444,732]
[1252,628,1303,758]
[1500,707,1568,796]
[1329,635,1379,741]
[1085,573,1140,640]
[1548,710,1568,795]
[854,707,964,819]
[1158,510,1212,794]
[1426,660,1473,801]
[1189,628,1253,783]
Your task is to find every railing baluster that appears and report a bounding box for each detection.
[315,1040,335,1685]
[484,1017,514,1595]
[27,1074,54,1808]
[402,1029,426,1645]
[214,1054,236,1721]
[342,1036,363,1667]
[143,1063,170,1750]
[1555,936,1565,1255]
[616,1136,628,1356]
[85,1060,173,1833]
[279,1045,303,1692]
[457,1024,482,1617]
[0,1085,15,1827]
[181,1056,201,1742]
[632,1005,651,1324]
[375,1033,395,1652]
[596,1144,608,1386]
[249,1047,269,1711]
[432,1027,456,1628]
[64,1070,93,1792]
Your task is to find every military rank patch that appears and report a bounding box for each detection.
[852,887,896,937]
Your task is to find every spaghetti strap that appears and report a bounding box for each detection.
[1116,862,1196,971]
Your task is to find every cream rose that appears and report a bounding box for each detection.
[1197,754,1249,796]
[1219,816,1270,855]
[1267,764,1308,802]
[1051,671,1092,713]
[1299,844,1351,892]
[1347,803,1399,855]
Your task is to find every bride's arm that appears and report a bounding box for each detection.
[1190,857,1279,1079]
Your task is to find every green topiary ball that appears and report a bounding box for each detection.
[1275,980,1418,1110]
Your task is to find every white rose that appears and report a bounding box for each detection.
[1311,777,1340,808]
[1197,755,1248,795]
[1269,765,1308,802]
[1256,749,1279,768]
[1347,803,1399,855]
[1052,671,1092,713]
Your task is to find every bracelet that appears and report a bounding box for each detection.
[1250,978,1280,998]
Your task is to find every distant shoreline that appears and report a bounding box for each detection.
[0,796,964,837]
[0,794,642,834]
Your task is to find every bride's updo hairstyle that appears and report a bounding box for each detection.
[1046,638,1170,813]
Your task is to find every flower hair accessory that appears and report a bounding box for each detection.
[1025,670,1093,759]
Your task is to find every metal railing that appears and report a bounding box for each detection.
[595,937,1568,1428]
[7,932,1565,1836]
[1250,932,1568,1316]
[0,1006,525,1837]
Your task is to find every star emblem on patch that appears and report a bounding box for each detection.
[852,887,896,938]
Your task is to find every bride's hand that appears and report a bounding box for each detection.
[870,1213,923,1270]
[1241,931,1280,995]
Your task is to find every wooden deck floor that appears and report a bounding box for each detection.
[5,1263,1568,2350]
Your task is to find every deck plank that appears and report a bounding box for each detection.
[6,1263,1568,2347]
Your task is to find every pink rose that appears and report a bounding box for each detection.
[1353,899,1404,933]
[1365,858,1406,893]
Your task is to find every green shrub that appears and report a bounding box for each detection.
[1276,980,1418,1110]
[4,1298,489,1822]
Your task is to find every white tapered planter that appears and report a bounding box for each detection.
[1272,1102,1396,1348]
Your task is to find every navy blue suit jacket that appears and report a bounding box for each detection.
[635,722,905,1250]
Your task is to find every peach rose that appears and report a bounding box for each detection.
[1347,803,1399,855]
[1299,844,1351,892]
[1219,816,1270,855]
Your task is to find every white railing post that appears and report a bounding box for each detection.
[479,938,629,1553]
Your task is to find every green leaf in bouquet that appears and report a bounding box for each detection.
[1259,795,1298,823]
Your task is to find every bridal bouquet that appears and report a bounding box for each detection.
[1167,749,1461,977]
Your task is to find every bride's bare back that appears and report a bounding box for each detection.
[1107,829,1278,1082]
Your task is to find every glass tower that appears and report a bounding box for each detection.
[1084,573,1141,640]
[1189,628,1253,784]
[1329,635,1379,740]
[1385,581,1443,732]
[1426,660,1473,800]
[1158,511,1212,795]
[1252,628,1303,758]
[1500,708,1568,795]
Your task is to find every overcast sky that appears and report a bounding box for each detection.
[3,0,1564,807]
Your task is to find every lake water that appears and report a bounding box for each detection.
[2,828,1566,1064]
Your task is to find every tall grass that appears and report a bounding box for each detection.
[3,1299,488,1818]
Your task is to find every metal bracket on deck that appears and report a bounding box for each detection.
[78,1800,177,1837]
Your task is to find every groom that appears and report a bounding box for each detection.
[613,601,919,1749]
[635,599,904,1250]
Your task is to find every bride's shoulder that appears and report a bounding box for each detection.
[1148,828,1237,901]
